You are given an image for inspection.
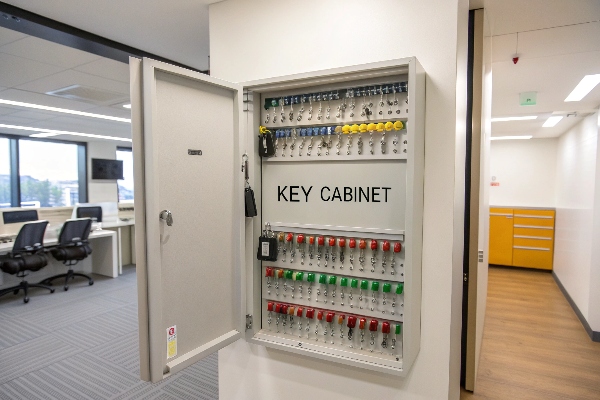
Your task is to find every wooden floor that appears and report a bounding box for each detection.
[461,266,600,400]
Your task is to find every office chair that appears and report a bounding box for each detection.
[39,218,94,291]
[0,221,54,303]
[76,206,102,222]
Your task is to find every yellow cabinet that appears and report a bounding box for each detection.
[489,207,555,270]
[489,208,514,266]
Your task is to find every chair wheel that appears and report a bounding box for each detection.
[24,297,29,303]
[89,280,94,286]
[64,286,69,291]
[50,289,55,293]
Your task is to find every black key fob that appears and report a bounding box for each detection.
[258,133,275,158]
[257,223,278,261]
[245,186,257,217]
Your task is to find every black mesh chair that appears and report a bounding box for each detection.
[76,206,102,222]
[39,218,94,291]
[0,221,54,303]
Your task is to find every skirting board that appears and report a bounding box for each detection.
[553,272,600,342]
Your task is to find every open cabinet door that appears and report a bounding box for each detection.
[130,57,245,383]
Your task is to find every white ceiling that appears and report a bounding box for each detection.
[0,26,131,143]
[485,0,600,138]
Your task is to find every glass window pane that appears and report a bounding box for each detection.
[0,138,10,208]
[117,149,134,202]
[19,140,79,207]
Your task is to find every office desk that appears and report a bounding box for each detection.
[101,220,135,274]
[0,229,118,289]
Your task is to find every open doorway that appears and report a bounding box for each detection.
[462,1,600,398]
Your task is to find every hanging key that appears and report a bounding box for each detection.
[326,312,335,343]
[392,283,403,315]
[338,314,346,341]
[296,307,304,337]
[328,237,336,266]
[286,233,294,263]
[325,127,333,156]
[381,241,390,274]
[289,128,297,158]
[280,97,286,123]
[359,317,366,349]
[370,239,378,272]
[298,128,307,157]
[338,238,346,269]
[393,121,403,153]
[367,123,376,155]
[381,321,390,349]
[274,129,280,156]
[347,316,357,345]
[316,236,324,267]
[305,308,315,339]
[382,283,391,306]
[391,242,402,275]
[267,301,274,330]
[392,323,401,350]
[265,267,274,295]
[348,238,356,270]
[287,306,295,334]
[297,234,305,264]
[370,281,379,311]
[275,269,284,296]
[349,279,358,308]
[306,273,315,300]
[316,310,323,340]
[369,319,378,352]
[339,277,348,306]
[295,271,304,299]
[357,124,366,155]
[278,232,285,261]
[359,279,368,309]
[281,129,288,157]
[328,275,337,304]
[275,303,282,332]
[307,127,316,156]
[290,270,298,298]
[358,239,366,271]
[335,125,343,155]
[308,236,315,265]
[343,124,352,155]
[316,274,327,302]
[324,237,331,267]
[283,269,293,297]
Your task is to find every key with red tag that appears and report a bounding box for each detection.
[369,319,378,352]
[305,308,315,339]
[267,301,274,330]
[381,321,390,349]
[329,237,337,266]
[348,238,356,270]
[296,307,304,337]
[359,317,367,349]
[265,267,274,294]
[359,239,366,271]
[286,233,294,263]
[326,312,335,341]
[391,242,402,276]
[297,234,305,265]
[370,239,378,272]
[275,303,283,332]
[338,238,346,269]
[316,310,324,340]
[281,304,289,334]
[381,241,390,274]
[324,237,332,267]
[347,316,357,344]
[317,236,324,267]
[308,236,315,265]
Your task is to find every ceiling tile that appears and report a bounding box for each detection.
[29,116,131,137]
[0,36,101,68]
[0,53,63,87]
[74,58,129,83]
[16,69,130,99]
[0,114,49,126]
[0,26,26,47]
[0,88,99,111]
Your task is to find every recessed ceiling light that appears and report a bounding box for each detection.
[0,123,132,142]
[0,99,131,123]
[565,74,600,102]
[542,116,563,127]
[491,116,537,122]
[490,135,533,140]
[122,104,131,109]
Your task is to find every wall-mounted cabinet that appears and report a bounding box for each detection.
[489,207,555,270]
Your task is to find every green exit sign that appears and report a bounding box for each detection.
[520,91,537,106]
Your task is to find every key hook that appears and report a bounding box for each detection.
[159,210,173,226]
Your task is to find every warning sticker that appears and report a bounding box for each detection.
[167,325,177,359]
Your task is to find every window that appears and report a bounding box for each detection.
[19,140,83,207]
[0,138,10,208]
[117,148,134,202]
[0,135,87,208]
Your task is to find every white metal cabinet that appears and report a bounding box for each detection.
[132,57,424,382]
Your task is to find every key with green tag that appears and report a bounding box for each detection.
[382,282,391,307]
[339,277,348,305]
[307,273,315,300]
[371,281,380,311]
[350,278,358,308]
[295,271,304,299]
[328,275,337,301]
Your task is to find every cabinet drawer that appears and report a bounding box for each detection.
[513,237,553,249]
[513,247,553,270]
[513,209,555,228]
[513,227,554,238]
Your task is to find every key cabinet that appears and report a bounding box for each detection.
[131,56,425,383]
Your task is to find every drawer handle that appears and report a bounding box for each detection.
[514,225,553,230]
[513,245,550,251]
[514,235,551,240]
[514,214,553,219]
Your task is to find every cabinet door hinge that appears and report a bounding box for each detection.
[463,273,468,283]
[246,314,253,330]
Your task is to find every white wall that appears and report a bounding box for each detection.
[210,1,468,399]
[87,141,118,203]
[490,138,558,207]
[554,112,600,331]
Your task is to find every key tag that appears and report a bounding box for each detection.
[258,126,275,158]
[257,222,278,261]
[243,154,257,217]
